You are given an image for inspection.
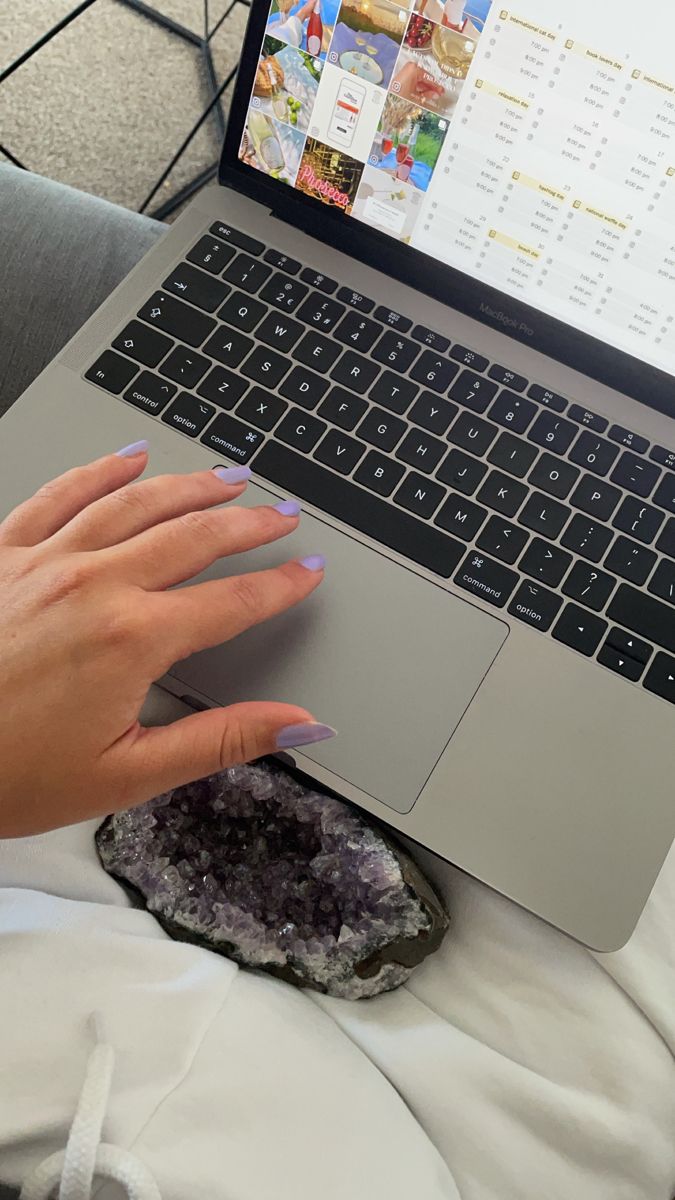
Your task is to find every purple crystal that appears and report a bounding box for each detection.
[96,761,448,1000]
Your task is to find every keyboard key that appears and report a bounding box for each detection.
[656,517,675,559]
[654,473,675,515]
[209,222,264,256]
[198,365,248,409]
[409,392,458,436]
[520,539,572,587]
[451,345,489,372]
[113,320,172,368]
[527,410,577,455]
[263,248,301,274]
[163,263,230,312]
[241,345,290,389]
[138,292,215,347]
[370,371,417,415]
[397,428,446,473]
[358,407,406,452]
[435,495,487,540]
[489,390,537,434]
[569,431,619,476]
[203,324,252,367]
[219,291,266,333]
[296,294,345,332]
[449,370,498,413]
[567,405,608,433]
[260,273,309,312]
[508,581,562,631]
[161,391,215,438]
[477,517,528,565]
[236,387,287,431]
[160,346,209,389]
[553,604,607,657]
[85,350,137,394]
[254,442,465,577]
[605,627,652,663]
[437,449,487,495]
[610,452,660,498]
[354,450,405,497]
[395,473,446,520]
[336,287,374,313]
[570,475,621,521]
[123,371,175,415]
[334,310,381,352]
[643,652,675,704]
[650,445,675,471]
[562,515,613,563]
[201,412,264,462]
[372,330,419,373]
[293,330,341,373]
[318,387,367,430]
[448,412,498,457]
[608,424,649,454]
[411,324,450,352]
[613,496,664,544]
[375,306,412,333]
[223,253,272,294]
[410,351,459,394]
[257,311,303,353]
[528,453,579,499]
[300,267,337,294]
[331,351,379,394]
[648,558,675,605]
[276,408,326,453]
[454,552,518,608]
[488,432,537,478]
[488,364,527,392]
[563,562,615,612]
[519,492,570,539]
[476,471,527,518]
[187,235,236,274]
[280,365,329,409]
[597,645,645,682]
[604,536,656,586]
[528,384,567,412]
[314,430,365,475]
[607,585,675,654]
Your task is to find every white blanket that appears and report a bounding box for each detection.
[0,796,673,1198]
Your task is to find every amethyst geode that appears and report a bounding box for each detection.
[96,761,448,999]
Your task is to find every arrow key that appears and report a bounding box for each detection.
[597,644,645,682]
[605,627,652,664]
[113,320,172,368]
[644,652,675,705]
[553,603,607,657]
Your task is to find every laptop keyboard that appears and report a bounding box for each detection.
[85,221,675,707]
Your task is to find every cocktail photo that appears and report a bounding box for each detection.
[254,36,324,134]
[328,0,408,89]
[368,94,448,191]
[391,0,492,118]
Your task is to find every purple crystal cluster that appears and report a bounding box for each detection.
[96,762,448,999]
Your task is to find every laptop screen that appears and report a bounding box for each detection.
[237,0,675,385]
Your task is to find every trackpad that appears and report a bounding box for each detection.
[168,481,508,814]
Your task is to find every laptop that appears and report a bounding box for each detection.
[2,0,674,952]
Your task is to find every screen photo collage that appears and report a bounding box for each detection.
[240,0,493,243]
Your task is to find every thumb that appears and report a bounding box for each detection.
[117,703,336,802]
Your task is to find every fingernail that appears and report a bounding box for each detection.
[213,465,251,484]
[116,439,149,458]
[275,499,302,517]
[276,722,337,750]
[299,555,325,572]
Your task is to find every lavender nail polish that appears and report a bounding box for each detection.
[213,464,251,485]
[116,439,149,458]
[275,499,302,517]
[276,723,337,750]
[299,555,326,572]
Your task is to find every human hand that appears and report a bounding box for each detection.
[0,443,333,838]
[393,62,445,105]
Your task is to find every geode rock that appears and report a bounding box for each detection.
[96,761,448,1000]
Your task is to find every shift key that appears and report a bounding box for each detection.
[454,552,518,608]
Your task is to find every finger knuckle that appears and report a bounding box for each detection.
[41,557,98,606]
[230,573,263,617]
[218,720,254,768]
[177,508,220,540]
[111,484,155,521]
[99,602,145,651]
